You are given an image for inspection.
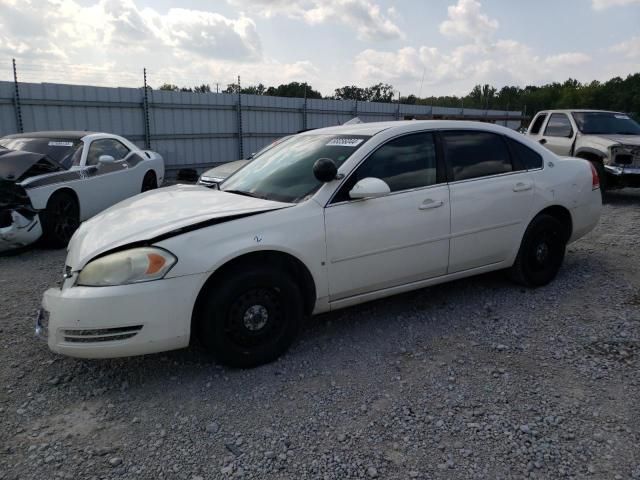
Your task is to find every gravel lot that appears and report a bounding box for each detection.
[1,191,639,480]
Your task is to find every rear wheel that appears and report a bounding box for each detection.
[141,171,157,192]
[196,266,304,368]
[41,191,80,248]
[510,214,567,287]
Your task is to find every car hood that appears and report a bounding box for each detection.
[582,134,640,148]
[0,149,63,181]
[67,184,293,269]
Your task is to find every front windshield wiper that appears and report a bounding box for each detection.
[223,189,264,199]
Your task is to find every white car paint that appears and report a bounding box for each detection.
[39,121,601,360]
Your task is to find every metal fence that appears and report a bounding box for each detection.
[0,79,524,175]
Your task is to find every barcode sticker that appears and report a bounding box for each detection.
[48,141,74,147]
[326,138,364,147]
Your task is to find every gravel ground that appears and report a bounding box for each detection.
[1,190,639,480]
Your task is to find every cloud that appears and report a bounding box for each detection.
[592,0,640,9]
[439,0,499,44]
[0,0,262,62]
[228,0,404,41]
[0,0,321,90]
[609,35,640,57]
[354,40,596,96]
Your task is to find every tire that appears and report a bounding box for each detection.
[41,191,80,248]
[510,214,567,287]
[141,171,157,192]
[196,266,304,368]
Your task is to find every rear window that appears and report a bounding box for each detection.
[441,131,513,181]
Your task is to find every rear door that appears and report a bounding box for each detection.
[442,130,534,273]
[539,113,575,156]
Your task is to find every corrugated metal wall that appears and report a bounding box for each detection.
[0,81,523,174]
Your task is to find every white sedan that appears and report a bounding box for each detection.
[38,121,601,367]
[0,131,164,251]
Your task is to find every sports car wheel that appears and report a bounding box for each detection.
[510,214,566,287]
[196,266,303,368]
[141,171,157,192]
[41,191,80,248]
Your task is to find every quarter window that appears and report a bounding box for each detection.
[506,137,543,170]
[86,139,130,166]
[544,114,573,137]
[529,114,547,135]
[333,132,438,203]
[442,131,513,181]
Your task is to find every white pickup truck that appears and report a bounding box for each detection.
[526,109,640,191]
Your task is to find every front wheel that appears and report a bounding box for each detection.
[41,191,80,248]
[141,171,157,192]
[195,267,304,368]
[510,214,567,287]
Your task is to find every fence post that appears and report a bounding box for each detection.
[142,68,151,149]
[396,92,401,120]
[237,75,244,159]
[302,83,308,131]
[12,58,23,133]
[353,99,358,119]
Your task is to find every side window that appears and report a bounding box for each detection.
[506,137,543,170]
[333,132,438,203]
[544,114,573,137]
[529,114,547,135]
[86,139,130,166]
[442,131,513,181]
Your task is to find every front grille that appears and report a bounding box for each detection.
[62,325,142,343]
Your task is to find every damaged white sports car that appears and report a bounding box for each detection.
[0,131,164,252]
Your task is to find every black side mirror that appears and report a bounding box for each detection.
[313,158,338,183]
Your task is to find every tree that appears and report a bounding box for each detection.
[158,83,180,91]
[366,83,395,102]
[193,84,211,93]
[265,82,322,98]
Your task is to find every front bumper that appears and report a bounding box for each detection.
[39,272,208,359]
[0,211,42,252]
[604,165,640,187]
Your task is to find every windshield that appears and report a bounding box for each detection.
[0,137,82,169]
[221,134,370,203]
[572,112,640,135]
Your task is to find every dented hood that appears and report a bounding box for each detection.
[0,149,62,181]
[67,184,292,269]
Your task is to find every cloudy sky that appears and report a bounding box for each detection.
[0,0,639,96]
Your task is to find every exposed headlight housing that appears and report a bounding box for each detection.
[77,247,177,287]
[197,176,222,189]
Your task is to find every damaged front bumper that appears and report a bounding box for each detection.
[0,209,42,252]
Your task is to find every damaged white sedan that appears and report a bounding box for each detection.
[0,131,164,252]
[39,121,601,368]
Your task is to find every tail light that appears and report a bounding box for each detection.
[589,162,600,190]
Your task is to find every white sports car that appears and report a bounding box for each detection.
[0,131,164,251]
[39,121,601,368]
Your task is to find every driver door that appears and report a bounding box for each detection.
[80,139,135,217]
[324,132,450,302]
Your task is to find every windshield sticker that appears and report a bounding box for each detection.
[614,114,630,120]
[326,138,364,147]
[48,141,74,147]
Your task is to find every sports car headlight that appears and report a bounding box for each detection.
[77,247,177,287]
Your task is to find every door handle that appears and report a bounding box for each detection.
[419,199,444,210]
[539,139,547,145]
[513,182,533,192]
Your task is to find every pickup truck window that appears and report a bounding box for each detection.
[544,114,573,137]
[442,131,513,181]
[572,111,640,135]
[529,114,547,135]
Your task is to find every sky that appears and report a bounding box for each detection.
[0,0,639,97]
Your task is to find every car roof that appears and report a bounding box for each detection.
[536,109,623,115]
[2,130,97,140]
[299,120,519,136]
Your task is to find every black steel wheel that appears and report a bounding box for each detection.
[41,191,80,248]
[510,214,567,287]
[196,266,304,368]
[141,171,157,192]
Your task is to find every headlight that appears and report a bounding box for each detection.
[77,247,177,286]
